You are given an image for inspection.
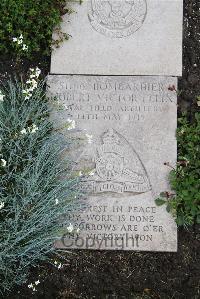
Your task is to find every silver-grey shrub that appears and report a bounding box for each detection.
[0,79,79,293]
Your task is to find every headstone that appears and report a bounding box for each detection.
[48,0,183,251]
[50,0,183,76]
[48,75,177,251]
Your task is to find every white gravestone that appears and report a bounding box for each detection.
[50,0,183,76]
[48,0,182,251]
[47,75,178,251]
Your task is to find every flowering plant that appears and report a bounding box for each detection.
[156,114,200,226]
[0,75,80,293]
[0,0,69,59]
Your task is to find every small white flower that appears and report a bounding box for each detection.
[28,283,34,289]
[22,44,28,51]
[54,261,62,269]
[35,280,40,285]
[25,95,31,100]
[67,223,74,233]
[20,128,27,135]
[27,86,35,92]
[31,79,37,86]
[55,198,59,205]
[88,169,95,176]
[1,159,6,167]
[12,37,18,42]
[19,34,23,40]
[30,124,39,134]
[0,94,5,102]
[17,39,23,45]
[29,67,41,79]
[0,202,5,210]
[85,133,93,144]
[67,119,75,130]
[0,91,5,102]
[63,103,68,110]
[78,171,83,177]
[26,79,33,85]
[35,67,41,77]
[23,90,32,100]
[26,78,38,90]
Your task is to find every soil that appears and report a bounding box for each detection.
[2,1,200,298]
[5,225,200,299]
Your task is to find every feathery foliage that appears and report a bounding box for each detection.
[0,78,79,293]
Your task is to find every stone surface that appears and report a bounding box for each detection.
[50,0,183,76]
[47,74,178,252]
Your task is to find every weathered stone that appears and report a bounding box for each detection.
[47,74,177,252]
[50,0,183,76]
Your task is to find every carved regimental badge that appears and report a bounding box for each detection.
[88,0,147,38]
[80,129,151,195]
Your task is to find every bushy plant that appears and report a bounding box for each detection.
[156,113,200,226]
[0,74,80,293]
[0,0,69,59]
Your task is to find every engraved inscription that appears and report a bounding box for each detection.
[88,0,147,38]
[47,75,178,251]
[80,128,151,194]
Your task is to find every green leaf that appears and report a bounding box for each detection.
[155,198,166,206]
[196,214,200,224]
[166,204,171,213]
